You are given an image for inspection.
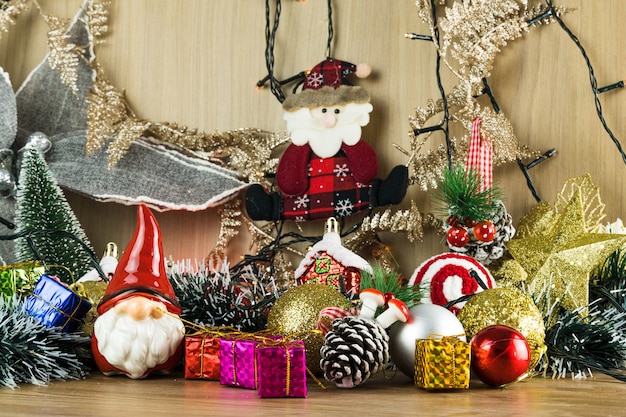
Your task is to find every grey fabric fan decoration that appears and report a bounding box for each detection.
[14,4,247,212]
[0,67,17,264]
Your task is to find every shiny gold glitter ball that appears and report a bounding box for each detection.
[457,287,546,368]
[267,284,351,373]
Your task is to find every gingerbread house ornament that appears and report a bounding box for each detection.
[295,218,373,300]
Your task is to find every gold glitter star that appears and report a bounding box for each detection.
[506,181,626,318]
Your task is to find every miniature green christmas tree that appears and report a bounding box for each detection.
[14,148,94,284]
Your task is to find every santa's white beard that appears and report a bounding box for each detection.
[93,297,184,379]
[296,123,362,158]
[285,102,372,158]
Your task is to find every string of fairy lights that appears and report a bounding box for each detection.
[407,0,625,202]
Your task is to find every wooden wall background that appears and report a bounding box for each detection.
[0,0,624,278]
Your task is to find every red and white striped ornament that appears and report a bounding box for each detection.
[408,253,496,315]
[317,306,358,336]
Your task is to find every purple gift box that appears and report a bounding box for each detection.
[256,340,307,398]
[219,335,284,390]
[219,338,260,389]
[24,274,92,333]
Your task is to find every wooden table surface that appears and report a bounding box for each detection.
[1,371,624,417]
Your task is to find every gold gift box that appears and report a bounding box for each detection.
[414,336,470,389]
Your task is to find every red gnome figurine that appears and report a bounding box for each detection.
[246,58,408,222]
[91,204,184,379]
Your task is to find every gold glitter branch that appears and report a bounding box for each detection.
[87,62,287,178]
[0,0,29,36]
[403,1,565,194]
[207,199,243,266]
[82,0,109,43]
[554,174,606,233]
[344,202,437,251]
[40,12,80,96]
[438,0,532,96]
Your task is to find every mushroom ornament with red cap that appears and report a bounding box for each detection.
[320,289,409,388]
[358,288,386,319]
[91,204,185,379]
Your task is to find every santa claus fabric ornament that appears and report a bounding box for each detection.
[91,204,184,379]
[246,58,408,222]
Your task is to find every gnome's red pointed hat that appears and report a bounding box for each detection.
[97,204,181,315]
[282,58,371,111]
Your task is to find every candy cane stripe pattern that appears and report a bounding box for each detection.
[408,253,496,315]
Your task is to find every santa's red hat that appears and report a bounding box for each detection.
[283,58,371,111]
[97,204,181,315]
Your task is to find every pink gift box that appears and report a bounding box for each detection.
[219,336,283,390]
[256,340,307,398]
[219,338,258,389]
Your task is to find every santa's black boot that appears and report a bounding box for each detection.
[245,184,281,221]
[370,165,409,207]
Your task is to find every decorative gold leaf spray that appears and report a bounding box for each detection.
[0,0,29,36]
[404,0,565,193]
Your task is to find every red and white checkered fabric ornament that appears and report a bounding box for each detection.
[407,253,496,315]
[465,117,492,193]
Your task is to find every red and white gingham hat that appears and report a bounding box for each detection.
[283,58,371,111]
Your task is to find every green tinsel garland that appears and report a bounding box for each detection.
[169,261,278,332]
[591,247,626,311]
[0,297,90,389]
[543,304,626,381]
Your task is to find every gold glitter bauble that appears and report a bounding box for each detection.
[457,287,546,368]
[69,281,108,336]
[267,284,351,373]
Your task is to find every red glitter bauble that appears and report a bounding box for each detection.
[470,325,531,386]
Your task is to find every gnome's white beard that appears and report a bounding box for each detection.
[285,102,372,159]
[93,297,184,379]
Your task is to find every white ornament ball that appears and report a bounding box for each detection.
[389,303,466,378]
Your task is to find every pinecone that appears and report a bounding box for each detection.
[445,200,515,265]
[320,316,389,388]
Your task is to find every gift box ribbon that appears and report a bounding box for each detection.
[415,334,469,389]
[31,292,86,329]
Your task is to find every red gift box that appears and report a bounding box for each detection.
[184,334,221,380]
[256,340,307,398]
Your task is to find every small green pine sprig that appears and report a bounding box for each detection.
[591,248,626,311]
[359,263,423,310]
[434,163,502,224]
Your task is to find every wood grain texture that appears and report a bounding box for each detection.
[0,372,624,417]
[1,0,625,275]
